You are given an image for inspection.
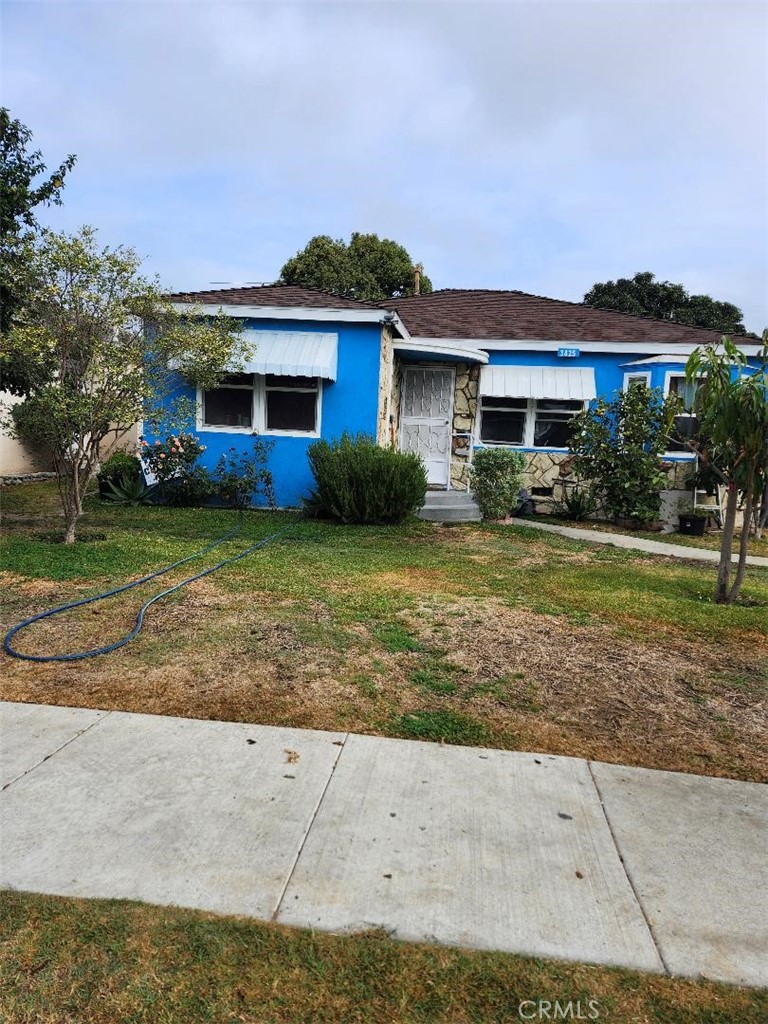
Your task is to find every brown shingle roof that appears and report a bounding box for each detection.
[167,282,738,346]
[380,289,731,345]
[166,283,368,310]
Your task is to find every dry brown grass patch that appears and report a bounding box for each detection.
[2,571,765,782]
[397,596,768,780]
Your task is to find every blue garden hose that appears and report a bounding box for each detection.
[3,516,298,663]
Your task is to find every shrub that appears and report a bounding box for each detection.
[569,384,680,526]
[305,433,427,525]
[212,440,276,509]
[139,432,211,506]
[550,483,600,521]
[139,432,206,486]
[470,447,526,520]
[98,450,142,486]
[155,466,214,507]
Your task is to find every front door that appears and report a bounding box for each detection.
[400,366,454,487]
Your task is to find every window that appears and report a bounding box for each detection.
[533,400,582,447]
[479,397,583,448]
[667,374,699,409]
[264,375,319,433]
[623,371,652,390]
[199,374,321,435]
[665,373,701,453]
[202,374,254,428]
[478,397,527,444]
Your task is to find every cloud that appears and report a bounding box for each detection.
[3,0,766,329]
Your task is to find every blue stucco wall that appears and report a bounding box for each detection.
[148,317,383,507]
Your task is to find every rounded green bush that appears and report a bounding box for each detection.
[470,447,526,520]
[305,433,427,525]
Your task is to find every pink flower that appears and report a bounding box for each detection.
[155,440,161,446]
[177,447,184,453]
[159,453,166,459]
[140,440,148,447]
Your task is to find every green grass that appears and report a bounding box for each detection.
[374,622,423,653]
[392,709,491,745]
[1,890,765,1024]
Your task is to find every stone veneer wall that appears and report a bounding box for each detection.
[390,356,403,448]
[521,450,697,528]
[449,362,479,489]
[520,452,694,493]
[376,326,394,446]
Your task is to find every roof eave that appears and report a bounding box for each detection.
[171,301,406,333]
[411,337,763,357]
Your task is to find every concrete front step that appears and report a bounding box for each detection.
[423,489,477,504]
[418,490,481,522]
[418,508,481,522]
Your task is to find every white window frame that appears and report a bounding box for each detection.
[197,374,322,437]
[477,396,528,446]
[623,371,652,390]
[478,397,585,449]
[663,370,701,409]
[663,370,700,458]
[197,375,256,433]
[263,374,322,438]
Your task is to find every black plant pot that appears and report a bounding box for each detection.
[678,514,707,537]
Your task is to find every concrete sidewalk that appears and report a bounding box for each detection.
[1,701,765,987]
[508,518,768,567]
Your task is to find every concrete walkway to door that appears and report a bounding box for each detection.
[508,518,768,568]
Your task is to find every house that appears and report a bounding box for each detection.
[157,283,764,510]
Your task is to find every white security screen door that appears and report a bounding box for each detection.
[400,366,454,486]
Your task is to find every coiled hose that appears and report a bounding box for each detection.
[3,515,298,663]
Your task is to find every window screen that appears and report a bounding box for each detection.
[265,376,318,432]
[480,397,527,444]
[533,400,581,448]
[203,386,253,428]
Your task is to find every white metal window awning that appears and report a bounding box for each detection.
[479,365,596,401]
[239,330,338,380]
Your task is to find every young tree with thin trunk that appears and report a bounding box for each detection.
[2,227,252,543]
[685,334,768,604]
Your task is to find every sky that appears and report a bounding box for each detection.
[3,0,767,332]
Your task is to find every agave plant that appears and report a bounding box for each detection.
[102,474,154,506]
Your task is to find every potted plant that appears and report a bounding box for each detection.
[677,495,708,536]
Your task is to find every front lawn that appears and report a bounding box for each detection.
[2,483,767,781]
[1,890,765,1024]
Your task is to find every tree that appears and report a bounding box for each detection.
[3,227,252,543]
[1,109,76,371]
[280,232,432,302]
[685,335,768,604]
[568,383,681,526]
[584,271,746,335]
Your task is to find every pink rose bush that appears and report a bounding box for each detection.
[139,432,206,484]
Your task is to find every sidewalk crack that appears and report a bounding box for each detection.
[1,710,111,792]
[271,732,349,921]
[587,760,671,976]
